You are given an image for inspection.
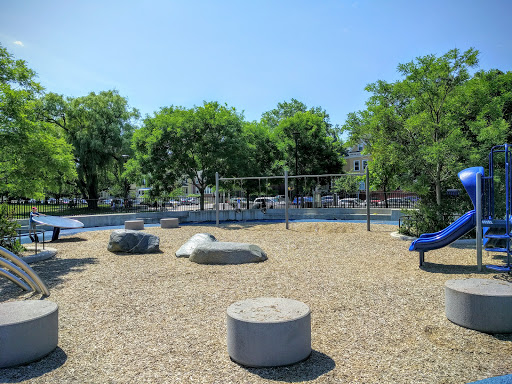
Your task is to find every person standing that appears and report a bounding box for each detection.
[29,206,45,242]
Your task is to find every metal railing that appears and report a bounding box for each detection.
[0,245,50,296]
[4,190,419,220]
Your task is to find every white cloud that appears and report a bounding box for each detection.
[13,41,24,47]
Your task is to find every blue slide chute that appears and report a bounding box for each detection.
[409,210,476,252]
[409,167,484,265]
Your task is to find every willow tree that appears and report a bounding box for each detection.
[40,90,139,207]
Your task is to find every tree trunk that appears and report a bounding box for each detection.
[435,164,442,206]
[199,188,205,211]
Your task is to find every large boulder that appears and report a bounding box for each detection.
[176,233,217,258]
[107,230,160,254]
[189,242,267,265]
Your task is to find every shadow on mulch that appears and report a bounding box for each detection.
[243,350,336,382]
[0,347,67,383]
[420,262,495,275]
[49,237,88,244]
[0,255,98,299]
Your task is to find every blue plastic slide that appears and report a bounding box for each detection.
[409,166,484,265]
[409,210,476,252]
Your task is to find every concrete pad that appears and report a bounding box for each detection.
[0,300,58,368]
[445,278,512,333]
[160,218,179,228]
[125,220,144,230]
[227,297,311,367]
[21,247,57,264]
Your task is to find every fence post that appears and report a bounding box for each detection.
[366,166,370,231]
[215,172,219,227]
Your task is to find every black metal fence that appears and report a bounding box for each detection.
[5,191,419,220]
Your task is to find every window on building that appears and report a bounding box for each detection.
[354,160,360,171]
[362,160,368,170]
[358,143,364,151]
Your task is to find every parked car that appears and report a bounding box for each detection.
[321,195,335,207]
[377,198,410,208]
[252,197,276,209]
[338,198,362,207]
[168,199,180,208]
[186,197,199,205]
[292,196,313,205]
[230,197,248,209]
[403,196,420,206]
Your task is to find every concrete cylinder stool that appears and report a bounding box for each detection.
[160,218,179,228]
[445,278,512,333]
[227,297,311,367]
[0,300,58,368]
[125,220,144,230]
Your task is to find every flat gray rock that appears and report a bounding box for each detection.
[176,233,217,258]
[189,242,267,264]
[107,229,160,254]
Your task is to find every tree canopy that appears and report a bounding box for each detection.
[40,90,139,206]
[345,48,480,205]
[130,101,245,209]
[344,47,512,232]
[0,44,75,199]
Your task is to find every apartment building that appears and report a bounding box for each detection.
[343,142,371,173]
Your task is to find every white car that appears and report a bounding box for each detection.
[338,198,361,207]
[252,197,275,209]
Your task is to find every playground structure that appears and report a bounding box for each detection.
[410,144,512,273]
[31,215,84,241]
[0,245,50,296]
[215,169,371,230]
[0,246,57,368]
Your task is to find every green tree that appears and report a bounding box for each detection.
[333,174,362,195]
[0,203,22,254]
[273,110,344,176]
[130,101,245,210]
[40,90,139,207]
[346,48,479,208]
[230,121,279,199]
[455,69,512,157]
[0,44,75,199]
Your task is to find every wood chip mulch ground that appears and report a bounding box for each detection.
[1,222,511,383]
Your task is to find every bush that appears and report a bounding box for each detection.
[399,192,473,237]
[0,203,23,254]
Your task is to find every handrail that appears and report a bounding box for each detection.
[0,246,50,296]
[0,268,31,291]
[0,257,39,292]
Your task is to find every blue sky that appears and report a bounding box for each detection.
[1,0,511,127]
